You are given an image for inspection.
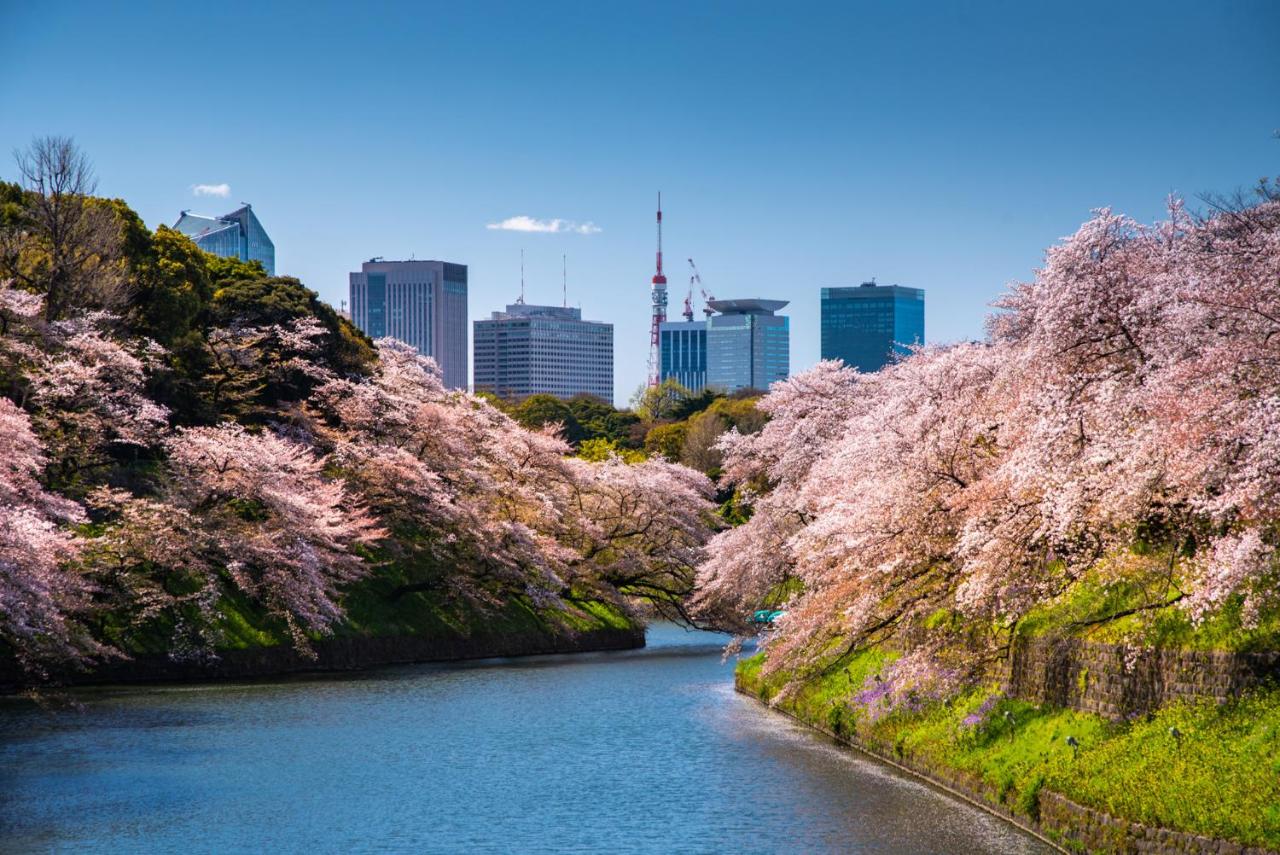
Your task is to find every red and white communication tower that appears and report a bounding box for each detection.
[647,193,668,387]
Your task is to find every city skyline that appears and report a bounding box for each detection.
[2,1,1276,403]
[2,4,1278,850]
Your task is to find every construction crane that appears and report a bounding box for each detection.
[684,258,699,322]
[688,257,715,317]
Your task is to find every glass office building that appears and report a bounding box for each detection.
[173,205,275,275]
[704,298,790,394]
[348,259,469,389]
[473,303,613,402]
[659,320,708,392]
[820,282,924,372]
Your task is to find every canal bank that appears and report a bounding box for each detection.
[734,682,1069,853]
[0,624,645,693]
[0,585,645,693]
[735,652,1280,854]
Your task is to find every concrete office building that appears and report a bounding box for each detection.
[173,204,275,275]
[659,320,708,392]
[473,303,613,401]
[704,298,790,393]
[820,281,925,373]
[348,259,468,389]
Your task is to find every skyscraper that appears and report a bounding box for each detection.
[705,298,790,394]
[659,319,707,392]
[173,204,275,275]
[820,282,925,372]
[348,259,468,389]
[473,303,613,401]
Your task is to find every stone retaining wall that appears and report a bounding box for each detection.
[1038,791,1276,855]
[1006,637,1280,720]
[0,626,645,693]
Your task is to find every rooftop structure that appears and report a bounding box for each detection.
[173,204,275,275]
[705,297,790,393]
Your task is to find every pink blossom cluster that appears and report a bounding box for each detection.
[696,196,1280,695]
[1,283,718,670]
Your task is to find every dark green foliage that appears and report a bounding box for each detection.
[512,394,586,443]
[127,225,213,346]
[492,393,644,449]
[209,274,375,375]
[566,394,642,447]
[669,387,721,421]
[0,180,29,226]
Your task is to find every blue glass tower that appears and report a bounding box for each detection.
[820,282,924,372]
[173,205,275,275]
[659,320,707,392]
[704,298,789,394]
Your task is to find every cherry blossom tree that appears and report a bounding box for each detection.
[162,423,383,644]
[0,281,168,492]
[82,417,384,657]
[0,397,98,669]
[562,453,717,622]
[696,194,1280,705]
[314,339,718,617]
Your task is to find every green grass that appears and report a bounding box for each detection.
[737,651,1280,849]
[103,556,638,661]
[1015,551,1280,652]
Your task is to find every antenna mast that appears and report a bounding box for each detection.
[562,254,567,308]
[647,192,668,387]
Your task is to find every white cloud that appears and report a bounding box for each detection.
[191,183,231,198]
[486,215,601,235]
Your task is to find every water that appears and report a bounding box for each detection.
[0,625,1050,854]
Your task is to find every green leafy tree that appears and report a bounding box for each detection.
[680,409,729,474]
[512,394,586,443]
[209,275,375,377]
[630,377,692,422]
[670,387,722,421]
[707,395,766,434]
[128,226,213,345]
[577,437,646,464]
[566,393,642,446]
[644,421,688,460]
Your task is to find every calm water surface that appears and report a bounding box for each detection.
[0,625,1049,854]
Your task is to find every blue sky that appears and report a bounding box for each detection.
[2,0,1277,404]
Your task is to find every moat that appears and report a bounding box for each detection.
[0,625,1049,853]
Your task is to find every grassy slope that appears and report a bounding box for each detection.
[738,649,1280,849]
[1015,549,1280,652]
[106,565,637,660]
